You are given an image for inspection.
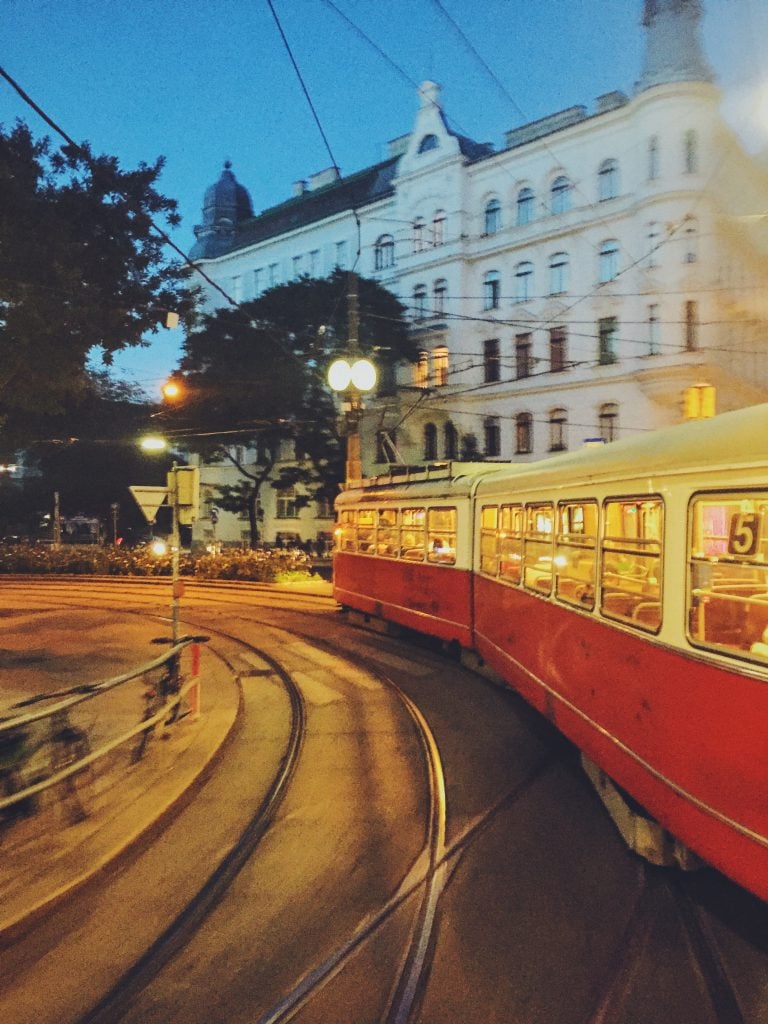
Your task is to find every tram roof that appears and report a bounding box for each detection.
[475,403,768,497]
[336,405,768,506]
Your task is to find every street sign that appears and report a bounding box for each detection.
[129,485,168,523]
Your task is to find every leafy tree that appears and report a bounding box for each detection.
[0,120,194,449]
[167,270,415,546]
[5,371,173,543]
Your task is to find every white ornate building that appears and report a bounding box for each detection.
[187,0,768,549]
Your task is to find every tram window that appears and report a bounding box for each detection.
[480,506,499,576]
[357,509,376,554]
[427,507,457,565]
[500,504,523,584]
[524,504,554,594]
[377,508,399,557]
[688,492,768,662]
[555,501,598,609]
[401,507,426,561]
[601,498,663,631]
[338,509,357,552]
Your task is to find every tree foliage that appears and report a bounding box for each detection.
[2,371,173,543]
[168,270,415,545]
[0,120,194,447]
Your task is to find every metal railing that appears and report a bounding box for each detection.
[0,635,208,825]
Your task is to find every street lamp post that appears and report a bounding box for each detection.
[327,357,376,483]
[327,271,377,484]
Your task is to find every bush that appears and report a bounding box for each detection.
[0,544,313,582]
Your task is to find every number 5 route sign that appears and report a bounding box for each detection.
[129,486,168,524]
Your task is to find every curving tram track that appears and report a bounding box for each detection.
[0,577,766,1024]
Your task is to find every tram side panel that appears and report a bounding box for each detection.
[334,552,473,646]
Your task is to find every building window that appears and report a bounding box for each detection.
[418,133,439,153]
[276,487,298,519]
[253,267,263,295]
[549,252,568,295]
[309,250,320,276]
[551,176,572,215]
[483,270,501,310]
[433,346,449,386]
[268,262,280,287]
[414,350,429,388]
[598,317,618,365]
[376,429,396,463]
[432,210,446,246]
[598,159,619,201]
[683,217,698,263]
[433,279,447,316]
[647,222,660,268]
[599,239,619,283]
[549,408,567,452]
[515,413,533,454]
[549,327,567,372]
[444,421,458,460]
[648,135,660,180]
[515,333,532,379]
[599,402,619,442]
[484,198,501,235]
[484,416,501,457]
[424,422,438,461]
[484,338,500,382]
[517,187,535,225]
[231,275,242,302]
[292,255,303,279]
[413,284,427,321]
[684,129,698,174]
[515,261,533,302]
[648,304,660,355]
[412,217,426,253]
[684,300,699,351]
[374,235,395,270]
[335,240,348,268]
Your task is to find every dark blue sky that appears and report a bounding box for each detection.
[3,0,766,393]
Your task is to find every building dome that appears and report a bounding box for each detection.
[637,0,715,92]
[191,162,254,259]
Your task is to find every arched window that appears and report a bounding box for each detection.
[484,416,501,457]
[599,239,620,283]
[648,135,660,180]
[683,217,698,263]
[515,261,534,302]
[432,210,446,246]
[517,187,535,226]
[549,252,568,295]
[374,234,394,270]
[484,198,502,235]
[549,408,567,452]
[433,278,447,316]
[684,129,698,174]
[551,176,572,215]
[424,422,438,461]
[515,413,533,454]
[412,217,426,253]
[432,346,449,387]
[598,402,619,443]
[483,270,501,310]
[444,421,458,460]
[418,134,439,153]
[413,284,427,320]
[598,159,619,201]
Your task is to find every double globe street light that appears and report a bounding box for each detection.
[327,356,376,484]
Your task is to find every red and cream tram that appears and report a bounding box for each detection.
[334,404,768,901]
